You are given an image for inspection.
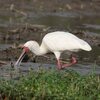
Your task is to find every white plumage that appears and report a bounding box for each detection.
[15,31,92,69]
[43,31,91,51]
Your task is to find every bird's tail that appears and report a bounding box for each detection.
[79,39,92,51]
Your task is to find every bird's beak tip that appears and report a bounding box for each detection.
[15,49,27,67]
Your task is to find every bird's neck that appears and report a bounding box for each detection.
[31,42,48,55]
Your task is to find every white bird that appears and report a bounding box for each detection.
[15,31,92,69]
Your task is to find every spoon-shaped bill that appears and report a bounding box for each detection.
[15,50,26,66]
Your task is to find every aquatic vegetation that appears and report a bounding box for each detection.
[0,68,100,100]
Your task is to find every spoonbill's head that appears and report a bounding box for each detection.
[15,41,38,66]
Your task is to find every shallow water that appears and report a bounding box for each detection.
[0,62,99,80]
[0,44,12,50]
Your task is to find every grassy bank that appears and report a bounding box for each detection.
[0,68,100,100]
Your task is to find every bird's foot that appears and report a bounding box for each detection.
[57,55,77,69]
[71,55,77,64]
[61,55,77,69]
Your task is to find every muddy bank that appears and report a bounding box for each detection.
[0,0,100,67]
[0,27,100,66]
[0,24,100,45]
[0,24,100,66]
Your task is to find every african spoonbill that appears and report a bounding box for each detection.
[15,31,92,69]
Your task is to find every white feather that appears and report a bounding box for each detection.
[43,31,92,52]
[23,31,92,60]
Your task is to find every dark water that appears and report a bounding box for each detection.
[28,12,100,33]
[1,11,100,33]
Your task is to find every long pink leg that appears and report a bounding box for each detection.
[57,59,62,70]
[61,56,77,69]
[57,55,77,69]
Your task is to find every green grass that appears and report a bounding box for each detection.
[0,68,100,100]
